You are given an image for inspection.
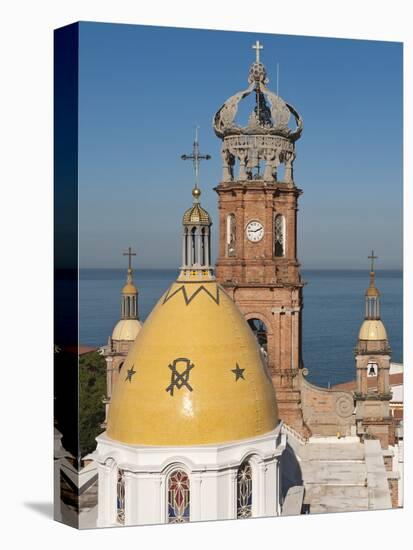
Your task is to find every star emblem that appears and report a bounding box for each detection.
[231,363,245,381]
[125,365,136,382]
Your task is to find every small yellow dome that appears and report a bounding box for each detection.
[182,203,211,225]
[358,319,387,341]
[107,280,278,446]
[366,286,380,297]
[112,319,142,341]
[122,282,138,295]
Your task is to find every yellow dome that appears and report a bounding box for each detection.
[112,319,142,341]
[122,282,138,295]
[107,280,278,446]
[182,203,211,225]
[358,319,387,341]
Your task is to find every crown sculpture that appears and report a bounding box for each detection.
[213,41,303,184]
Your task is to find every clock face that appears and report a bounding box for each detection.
[246,220,264,242]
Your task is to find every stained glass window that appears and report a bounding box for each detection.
[168,470,190,523]
[237,461,252,518]
[116,468,125,524]
[274,214,285,257]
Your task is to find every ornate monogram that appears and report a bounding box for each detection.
[166,358,195,396]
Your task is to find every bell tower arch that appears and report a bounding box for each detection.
[213,42,307,434]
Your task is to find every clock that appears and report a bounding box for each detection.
[246,220,264,242]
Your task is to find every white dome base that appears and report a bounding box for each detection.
[94,423,285,527]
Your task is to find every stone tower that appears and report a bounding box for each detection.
[354,252,393,448]
[102,247,142,427]
[212,41,307,433]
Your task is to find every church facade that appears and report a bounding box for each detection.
[93,41,403,527]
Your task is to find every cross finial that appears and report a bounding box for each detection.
[123,246,136,270]
[181,126,211,190]
[368,250,378,272]
[252,40,263,63]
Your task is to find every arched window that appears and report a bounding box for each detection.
[184,228,188,266]
[247,318,268,358]
[226,214,236,257]
[274,214,285,257]
[168,469,190,523]
[237,460,252,519]
[366,296,380,319]
[201,227,206,265]
[191,227,196,265]
[116,468,125,524]
[118,361,124,373]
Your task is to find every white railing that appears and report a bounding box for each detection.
[282,422,307,445]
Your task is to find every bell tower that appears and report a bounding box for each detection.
[354,252,393,448]
[102,247,142,427]
[213,42,307,433]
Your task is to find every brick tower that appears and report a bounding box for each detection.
[212,41,308,434]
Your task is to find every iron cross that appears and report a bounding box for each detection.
[368,250,378,272]
[181,127,211,189]
[252,40,263,63]
[123,246,136,270]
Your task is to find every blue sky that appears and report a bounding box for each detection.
[78,23,402,269]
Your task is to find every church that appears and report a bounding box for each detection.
[93,41,403,527]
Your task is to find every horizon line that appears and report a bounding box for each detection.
[78,266,403,271]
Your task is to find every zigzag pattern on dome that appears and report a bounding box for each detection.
[162,282,221,306]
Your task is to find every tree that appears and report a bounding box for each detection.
[79,351,106,456]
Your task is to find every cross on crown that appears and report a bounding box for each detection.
[252,40,263,63]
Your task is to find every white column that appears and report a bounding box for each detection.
[123,470,136,526]
[136,473,163,525]
[229,469,237,519]
[182,230,187,267]
[190,472,203,522]
[257,460,266,516]
[97,462,117,527]
[276,459,281,515]
[187,228,193,267]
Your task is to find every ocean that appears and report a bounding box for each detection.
[79,269,403,388]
